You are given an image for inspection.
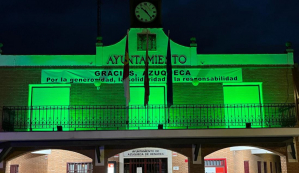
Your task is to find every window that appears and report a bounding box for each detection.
[204,159,226,173]
[244,161,249,173]
[264,162,267,173]
[270,162,273,173]
[10,165,19,173]
[67,163,92,173]
[257,161,261,173]
[137,33,157,51]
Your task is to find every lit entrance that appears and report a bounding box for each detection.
[108,147,188,173]
[124,158,167,173]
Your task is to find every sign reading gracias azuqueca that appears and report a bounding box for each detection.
[41,68,242,84]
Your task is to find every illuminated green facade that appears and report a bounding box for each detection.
[0,28,296,131]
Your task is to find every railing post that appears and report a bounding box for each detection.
[126,106,129,130]
[30,106,33,132]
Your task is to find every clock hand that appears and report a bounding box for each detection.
[141,7,152,19]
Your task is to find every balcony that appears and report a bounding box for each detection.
[2,104,297,132]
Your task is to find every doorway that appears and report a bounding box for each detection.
[124,158,167,173]
[29,84,71,131]
[223,84,263,128]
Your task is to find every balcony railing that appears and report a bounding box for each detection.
[2,104,297,132]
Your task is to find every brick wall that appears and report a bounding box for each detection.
[47,149,92,173]
[5,153,48,173]
[205,148,282,173]
[286,137,299,173]
[172,152,188,173]
[243,68,294,103]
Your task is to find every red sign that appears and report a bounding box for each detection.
[108,163,114,168]
[216,167,224,173]
[185,159,188,163]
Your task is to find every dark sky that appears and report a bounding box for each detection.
[0,0,298,61]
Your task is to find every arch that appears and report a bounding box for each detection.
[202,143,287,158]
[109,146,188,158]
[204,145,287,173]
[4,149,93,173]
[5,147,93,162]
[105,145,192,159]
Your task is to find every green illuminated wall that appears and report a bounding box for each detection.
[129,86,165,130]
[223,84,262,128]
[0,67,295,131]
[30,85,70,131]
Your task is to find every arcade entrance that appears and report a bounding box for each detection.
[124,158,168,173]
[108,147,188,173]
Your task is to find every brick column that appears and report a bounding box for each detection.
[286,137,299,173]
[189,162,204,173]
[0,161,5,173]
[287,162,299,173]
[81,149,108,173]
[93,161,108,173]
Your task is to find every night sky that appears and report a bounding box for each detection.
[0,0,298,62]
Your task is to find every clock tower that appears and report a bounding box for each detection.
[130,0,162,28]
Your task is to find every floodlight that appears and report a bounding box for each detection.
[94,81,102,90]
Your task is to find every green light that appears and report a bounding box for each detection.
[223,83,265,128]
[27,84,71,131]
[129,86,165,130]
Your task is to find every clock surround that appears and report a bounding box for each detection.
[135,2,157,23]
[130,0,162,28]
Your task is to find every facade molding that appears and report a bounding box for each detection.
[0,129,298,142]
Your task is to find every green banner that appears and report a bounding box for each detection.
[41,68,242,84]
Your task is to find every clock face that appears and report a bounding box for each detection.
[135,2,157,23]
